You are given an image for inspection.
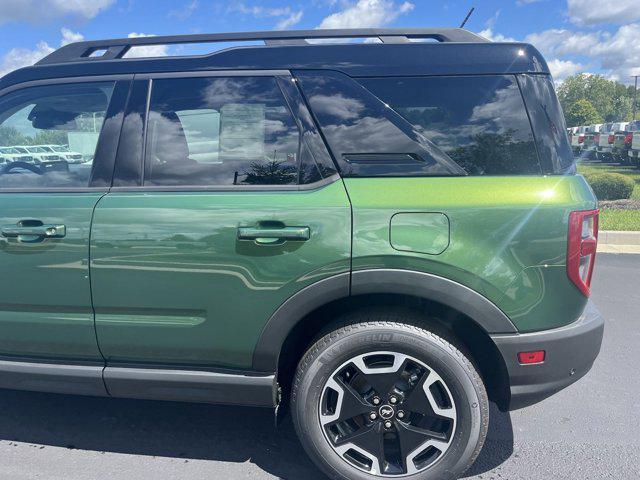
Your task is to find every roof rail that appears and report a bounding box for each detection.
[36,28,489,65]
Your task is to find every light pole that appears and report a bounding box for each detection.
[633,75,639,121]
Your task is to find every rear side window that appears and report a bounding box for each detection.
[0,82,114,188]
[518,74,574,173]
[358,75,540,175]
[296,70,465,177]
[143,76,323,187]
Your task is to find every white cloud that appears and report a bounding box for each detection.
[0,27,86,77]
[318,0,414,29]
[0,0,115,24]
[588,23,640,79]
[168,0,199,21]
[60,28,84,46]
[477,28,517,42]
[276,10,303,30]
[524,24,640,82]
[523,29,600,58]
[230,3,303,29]
[547,58,585,82]
[567,0,640,26]
[124,33,170,58]
[0,42,54,77]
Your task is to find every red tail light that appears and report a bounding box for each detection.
[567,210,599,297]
[594,134,600,143]
[578,135,585,143]
[625,133,633,145]
[608,134,615,144]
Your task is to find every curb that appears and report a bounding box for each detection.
[598,230,640,254]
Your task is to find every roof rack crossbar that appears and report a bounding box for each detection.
[36,28,488,65]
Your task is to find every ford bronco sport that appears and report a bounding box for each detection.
[0,28,604,480]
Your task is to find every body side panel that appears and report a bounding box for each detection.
[90,180,351,370]
[345,176,595,332]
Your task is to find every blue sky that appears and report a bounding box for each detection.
[1,0,639,83]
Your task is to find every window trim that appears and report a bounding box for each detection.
[0,74,133,193]
[115,69,337,193]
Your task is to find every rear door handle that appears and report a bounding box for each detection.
[238,225,310,244]
[1,223,66,239]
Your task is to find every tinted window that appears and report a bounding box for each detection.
[144,76,305,187]
[517,75,574,173]
[0,82,114,188]
[296,70,464,177]
[359,75,540,175]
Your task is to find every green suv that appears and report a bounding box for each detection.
[0,28,604,480]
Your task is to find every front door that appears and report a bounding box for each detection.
[90,72,351,370]
[0,79,127,362]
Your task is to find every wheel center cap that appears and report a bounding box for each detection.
[379,405,395,419]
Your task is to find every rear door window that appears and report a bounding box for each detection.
[0,82,115,188]
[142,75,326,187]
[357,75,540,175]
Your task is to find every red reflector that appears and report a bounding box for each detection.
[518,351,546,365]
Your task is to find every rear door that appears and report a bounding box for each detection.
[90,72,351,371]
[0,78,128,361]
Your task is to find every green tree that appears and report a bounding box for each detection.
[0,126,28,146]
[558,73,636,125]
[565,99,601,126]
[33,129,68,145]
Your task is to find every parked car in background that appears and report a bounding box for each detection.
[583,124,604,158]
[594,122,613,161]
[596,122,627,162]
[571,125,588,154]
[613,122,636,163]
[0,146,34,164]
[39,145,85,163]
[627,120,640,166]
[13,146,62,164]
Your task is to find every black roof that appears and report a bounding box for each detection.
[0,28,549,90]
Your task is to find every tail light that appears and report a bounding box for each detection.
[578,135,585,143]
[608,134,615,144]
[594,134,600,143]
[567,210,599,297]
[625,133,633,145]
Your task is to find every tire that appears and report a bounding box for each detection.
[291,311,489,480]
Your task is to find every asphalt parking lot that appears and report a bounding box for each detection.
[0,253,637,480]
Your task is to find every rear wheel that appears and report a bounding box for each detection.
[291,313,489,480]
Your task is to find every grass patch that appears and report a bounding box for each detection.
[577,161,640,230]
[599,209,640,231]
[577,161,640,200]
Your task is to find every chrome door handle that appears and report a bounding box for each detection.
[1,223,66,239]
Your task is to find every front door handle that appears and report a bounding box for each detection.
[238,225,310,244]
[1,223,66,239]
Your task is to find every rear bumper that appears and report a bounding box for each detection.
[491,301,604,411]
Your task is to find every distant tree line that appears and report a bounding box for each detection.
[558,73,638,127]
[0,126,67,146]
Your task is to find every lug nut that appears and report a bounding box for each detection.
[384,421,392,429]
[372,396,381,405]
[397,410,405,419]
[389,396,398,404]
[370,412,378,420]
